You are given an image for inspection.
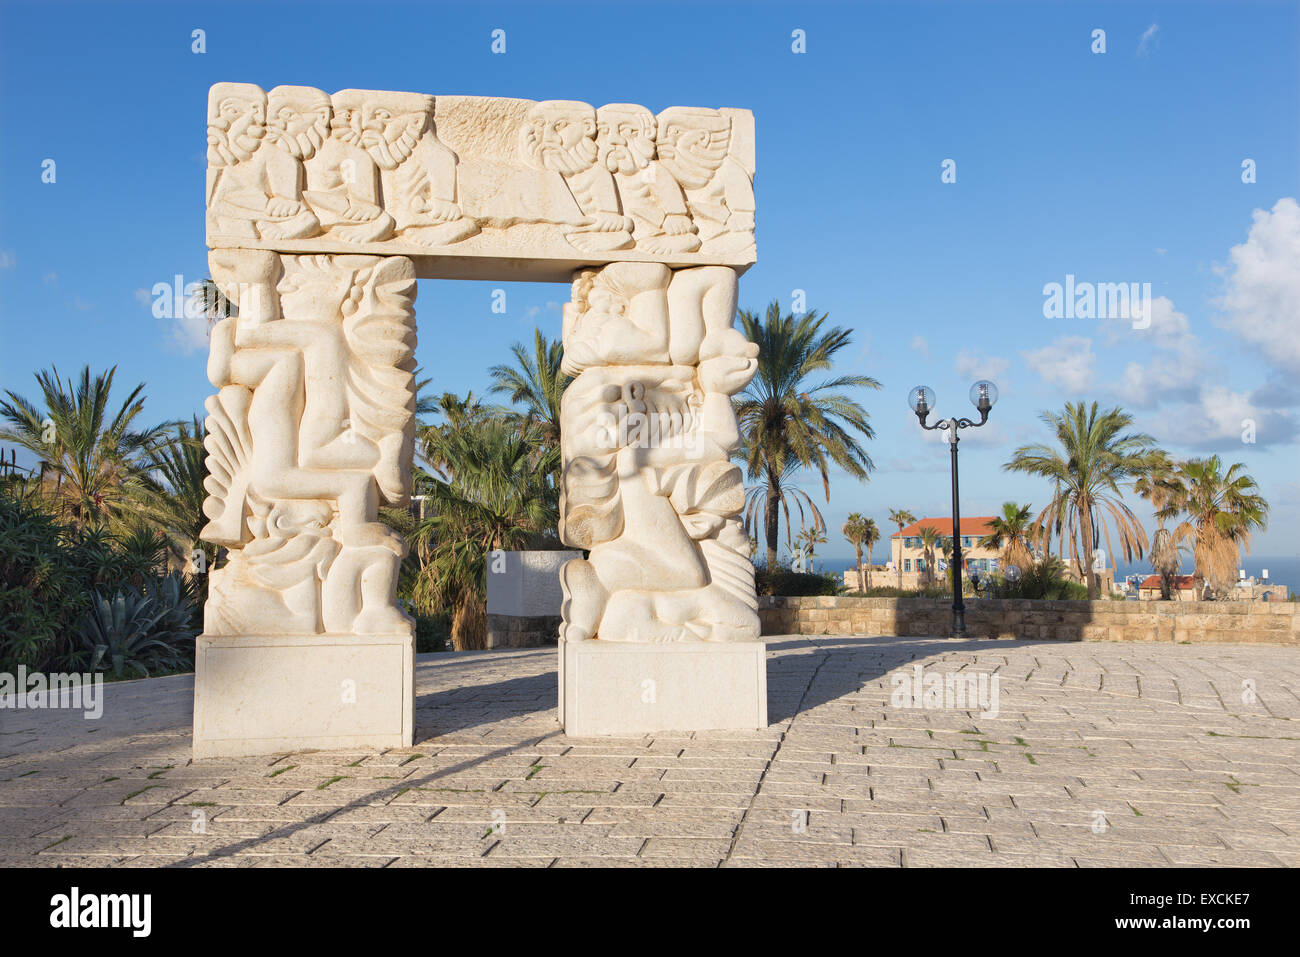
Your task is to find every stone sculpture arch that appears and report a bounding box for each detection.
[195,84,762,757]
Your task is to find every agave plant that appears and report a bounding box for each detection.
[73,574,197,678]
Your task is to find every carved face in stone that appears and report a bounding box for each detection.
[330,90,432,170]
[596,104,656,176]
[207,83,266,167]
[520,101,599,176]
[265,86,332,161]
[655,107,731,190]
[277,257,363,322]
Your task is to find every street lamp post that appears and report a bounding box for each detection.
[908,380,999,639]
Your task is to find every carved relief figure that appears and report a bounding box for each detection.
[207,84,756,265]
[595,103,700,255]
[655,107,756,255]
[558,264,760,643]
[257,85,332,240]
[200,250,417,637]
[520,100,634,252]
[206,82,271,240]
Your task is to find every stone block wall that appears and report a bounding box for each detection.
[758,596,1300,646]
[485,614,562,650]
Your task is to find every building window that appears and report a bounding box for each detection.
[962,537,972,547]
[904,559,912,572]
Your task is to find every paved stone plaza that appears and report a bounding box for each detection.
[2,636,1297,867]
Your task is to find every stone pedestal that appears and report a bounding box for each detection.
[559,639,767,736]
[193,633,414,758]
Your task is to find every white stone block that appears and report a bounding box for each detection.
[559,638,767,736]
[487,550,581,618]
[193,633,414,758]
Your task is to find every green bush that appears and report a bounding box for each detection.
[0,486,94,671]
[996,556,1089,600]
[754,566,843,597]
[414,612,451,653]
[846,584,952,599]
[1,482,203,674]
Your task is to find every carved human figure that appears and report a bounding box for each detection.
[560,262,671,377]
[520,100,634,252]
[595,104,700,254]
[305,90,475,246]
[257,85,333,240]
[655,107,756,255]
[206,83,270,239]
[201,251,417,636]
[558,265,760,643]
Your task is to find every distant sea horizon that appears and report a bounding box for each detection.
[802,554,1300,591]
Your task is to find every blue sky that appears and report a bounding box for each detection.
[1,0,1297,565]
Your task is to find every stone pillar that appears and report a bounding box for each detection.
[556,263,767,735]
[192,248,418,757]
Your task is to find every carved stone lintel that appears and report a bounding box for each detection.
[207,84,756,279]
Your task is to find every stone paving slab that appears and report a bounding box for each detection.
[1,635,1298,867]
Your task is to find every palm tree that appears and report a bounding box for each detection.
[1004,402,1156,598]
[734,302,881,569]
[1148,527,1183,601]
[488,330,569,487]
[795,523,827,567]
[412,412,559,650]
[1158,456,1268,597]
[918,526,942,587]
[842,513,869,592]
[135,416,210,571]
[0,366,172,531]
[743,460,827,565]
[977,501,1037,573]
[887,508,916,587]
[1135,449,1186,601]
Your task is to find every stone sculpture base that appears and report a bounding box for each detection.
[559,639,768,737]
[193,633,414,759]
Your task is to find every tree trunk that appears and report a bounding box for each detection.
[1081,511,1098,600]
[452,592,487,650]
[855,544,864,593]
[764,484,779,570]
[896,528,903,588]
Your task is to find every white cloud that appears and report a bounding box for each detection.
[1137,23,1159,57]
[1216,196,1300,375]
[1103,297,1206,407]
[1021,336,1095,393]
[909,334,929,358]
[42,271,58,285]
[134,287,152,307]
[0,250,14,269]
[164,312,212,355]
[1157,385,1297,449]
[954,348,1009,383]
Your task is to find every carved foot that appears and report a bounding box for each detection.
[259,208,322,240]
[398,218,480,247]
[336,212,396,244]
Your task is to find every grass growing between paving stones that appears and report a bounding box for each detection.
[269,764,296,777]
[317,776,349,790]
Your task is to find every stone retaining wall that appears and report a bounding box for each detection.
[485,614,561,649]
[759,596,1300,645]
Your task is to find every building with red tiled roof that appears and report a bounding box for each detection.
[885,516,999,590]
[1137,574,1201,601]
